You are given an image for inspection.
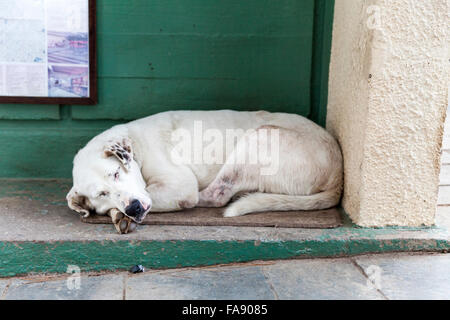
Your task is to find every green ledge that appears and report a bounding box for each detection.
[0,180,449,277]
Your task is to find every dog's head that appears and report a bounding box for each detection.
[67,127,152,223]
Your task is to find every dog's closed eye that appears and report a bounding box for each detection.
[98,191,109,197]
[108,167,120,181]
[114,166,122,180]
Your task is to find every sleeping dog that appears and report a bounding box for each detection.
[67,110,343,234]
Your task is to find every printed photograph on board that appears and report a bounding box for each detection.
[48,65,89,97]
[48,31,89,65]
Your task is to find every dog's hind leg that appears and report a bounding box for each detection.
[198,166,241,207]
[198,129,267,208]
[197,125,285,208]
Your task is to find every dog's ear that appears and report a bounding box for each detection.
[103,138,133,170]
[66,187,90,218]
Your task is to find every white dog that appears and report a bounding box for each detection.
[67,110,343,234]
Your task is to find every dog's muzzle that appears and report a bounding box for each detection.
[125,199,148,223]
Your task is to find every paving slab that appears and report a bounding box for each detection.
[438,186,450,205]
[126,266,275,300]
[3,274,124,300]
[0,280,9,297]
[355,253,450,300]
[440,166,450,185]
[0,180,449,277]
[436,206,450,226]
[441,150,450,164]
[262,259,384,300]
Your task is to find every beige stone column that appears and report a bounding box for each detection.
[327,0,449,226]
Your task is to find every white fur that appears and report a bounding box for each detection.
[67,110,343,222]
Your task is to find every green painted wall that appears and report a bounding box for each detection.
[0,0,334,178]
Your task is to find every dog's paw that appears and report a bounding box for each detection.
[109,209,123,224]
[199,186,232,208]
[114,215,138,234]
[109,209,137,234]
[178,199,197,209]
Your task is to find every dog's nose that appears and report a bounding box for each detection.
[125,199,145,217]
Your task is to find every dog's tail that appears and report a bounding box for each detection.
[223,188,342,217]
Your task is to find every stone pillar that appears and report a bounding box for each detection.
[327,0,449,226]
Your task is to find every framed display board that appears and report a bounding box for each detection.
[0,0,96,105]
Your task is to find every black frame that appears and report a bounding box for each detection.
[0,0,97,105]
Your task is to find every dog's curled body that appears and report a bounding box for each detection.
[67,110,343,232]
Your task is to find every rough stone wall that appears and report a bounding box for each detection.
[327,0,449,226]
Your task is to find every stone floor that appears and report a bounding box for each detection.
[1,252,449,300]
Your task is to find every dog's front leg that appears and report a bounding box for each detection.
[145,170,199,212]
[147,184,199,212]
[108,208,138,234]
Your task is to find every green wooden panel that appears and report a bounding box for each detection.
[95,34,312,79]
[0,105,60,120]
[0,123,120,178]
[309,0,335,127]
[97,0,314,35]
[73,0,315,119]
[73,77,309,120]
